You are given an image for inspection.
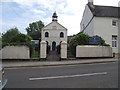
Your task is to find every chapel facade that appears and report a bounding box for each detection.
[41,12,67,51]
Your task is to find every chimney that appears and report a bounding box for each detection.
[88,0,94,5]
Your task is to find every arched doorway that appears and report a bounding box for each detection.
[52,41,56,51]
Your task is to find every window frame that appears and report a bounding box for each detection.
[45,32,49,38]
[112,20,117,26]
[112,35,117,48]
[60,32,64,38]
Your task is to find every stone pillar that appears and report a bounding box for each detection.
[40,41,46,59]
[61,41,67,59]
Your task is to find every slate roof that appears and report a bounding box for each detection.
[88,4,120,18]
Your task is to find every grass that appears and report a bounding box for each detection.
[31,50,40,58]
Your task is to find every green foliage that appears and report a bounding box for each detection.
[2,27,20,43]
[11,33,32,44]
[2,28,33,48]
[67,50,74,58]
[26,20,44,40]
[47,45,51,54]
[57,45,61,54]
[31,49,40,58]
[94,35,110,46]
[69,32,89,56]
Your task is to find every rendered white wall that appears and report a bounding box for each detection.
[76,45,112,57]
[80,5,94,36]
[40,41,46,59]
[42,21,67,50]
[94,17,118,53]
[61,41,67,59]
[1,46,30,59]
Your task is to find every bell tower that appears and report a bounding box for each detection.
[52,11,58,21]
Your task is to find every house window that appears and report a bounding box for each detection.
[45,32,49,37]
[112,35,117,47]
[60,32,64,38]
[112,20,117,26]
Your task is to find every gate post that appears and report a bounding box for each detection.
[40,40,46,60]
[61,41,67,60]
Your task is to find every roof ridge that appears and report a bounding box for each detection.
[94,5,118,8]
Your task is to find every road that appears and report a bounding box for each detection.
[4,62,118,88]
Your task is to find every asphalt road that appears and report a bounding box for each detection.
[4,62,118,88]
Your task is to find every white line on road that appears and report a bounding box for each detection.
[29,72,107,81]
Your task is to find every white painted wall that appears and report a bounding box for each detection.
[42,21,67,50]
[61,41,67,59]
[40,41,46,59]
[81,4,118,53]
[80,5,94,36]
[0,46,30,59]
[76,45,112,57]
[94,17,118,53]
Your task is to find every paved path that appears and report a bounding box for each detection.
[2,58,118,68]
[47,51,60,61]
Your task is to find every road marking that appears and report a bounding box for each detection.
[29,72,107,81]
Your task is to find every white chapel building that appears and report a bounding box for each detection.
[80,0,119,54]
[41,12,67,51]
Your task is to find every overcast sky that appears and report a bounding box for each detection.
[0,0,120,36]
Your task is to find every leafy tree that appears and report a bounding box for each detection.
[11,33,32,45]
[2,27,33,48]
[69,32,89,56]
[2,27,20,43]
[26,20,44,40]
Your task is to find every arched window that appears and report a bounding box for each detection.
[60,32,64,38]
[45,32,49,37]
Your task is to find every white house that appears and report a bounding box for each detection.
[80,0,119,55]
[41,12,67,51]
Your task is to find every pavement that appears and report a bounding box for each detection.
[46,51,60,61]
[2,58,118,68]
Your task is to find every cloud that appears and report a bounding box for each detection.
[1,0,120,36]
[30,9,45,14]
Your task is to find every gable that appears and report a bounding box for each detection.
[42,21,67,30]
[80,5,93,31]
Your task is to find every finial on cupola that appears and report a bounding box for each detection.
[52,11,58,21]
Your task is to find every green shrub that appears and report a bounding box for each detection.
[69,32,89,56]
[57,45,61,54]
[46,45,51,54]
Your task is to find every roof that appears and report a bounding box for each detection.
[88,4,120,18]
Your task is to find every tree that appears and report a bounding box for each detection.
[69,32,89,56]
[2,27,20,43]
[11,33,32,46]
[2,27,33,48]
[26,20,44,40]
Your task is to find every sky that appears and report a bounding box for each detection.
[0,0,120,36]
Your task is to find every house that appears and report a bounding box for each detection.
[41,12,67,51]
[80,0,119,55]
